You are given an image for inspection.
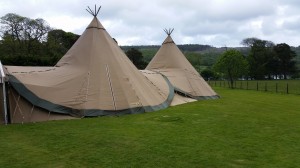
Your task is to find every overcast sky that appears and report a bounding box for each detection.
[1,0,300,47]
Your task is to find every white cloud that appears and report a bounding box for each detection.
[46,16,90,33]
[1,0,300,46]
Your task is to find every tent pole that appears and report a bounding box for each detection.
[3,81,7,125]
[0,61,8,125]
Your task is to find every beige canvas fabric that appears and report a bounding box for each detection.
[140,70,173,99]
[146,34,218,99]
[171,94,196,106]
[140,70,196,106]
[4,17,172,122]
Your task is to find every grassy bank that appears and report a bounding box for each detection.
[0,88,299,167]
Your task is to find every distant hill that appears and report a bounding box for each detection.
[121,44,299,74]
[121,44,251,71]
[122,44,213,52]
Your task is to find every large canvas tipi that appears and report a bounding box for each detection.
[146,29,219,100]
[2,6,173,124]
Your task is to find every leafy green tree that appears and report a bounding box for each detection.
[241,37,275,79]
[45,29,79,64]
[273,43,297,79]
[0,13,80,66]
[0,13,52,65]
[200,68,215,81]
[0,13,51,57]
[213,49,248,88]
[125,48,147,69]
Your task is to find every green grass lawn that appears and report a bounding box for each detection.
[0,87,300,168]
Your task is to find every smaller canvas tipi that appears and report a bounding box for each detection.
[146,29,219,100]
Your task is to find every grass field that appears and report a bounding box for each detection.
[0,88,300,167]
[209,80,300,95]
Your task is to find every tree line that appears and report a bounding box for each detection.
[0,13,79,66]
[0,13,299,81]
[209,38,299,88]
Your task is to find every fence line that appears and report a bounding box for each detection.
[208,80,300,95]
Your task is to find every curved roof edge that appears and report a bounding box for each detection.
[8,74,175,117]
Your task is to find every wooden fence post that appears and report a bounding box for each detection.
[265,82,267,92]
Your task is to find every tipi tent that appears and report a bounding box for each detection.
[2,6,173,124]
[146,29,219,100]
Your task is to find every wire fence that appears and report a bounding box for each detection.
[208,80,300,95]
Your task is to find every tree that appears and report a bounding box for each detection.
[273,43,297,79]
[200,68,215,81]
[45,29,80,64]
[0,13,80,66]
[213,49,248,88]
[1,13,51,42]
[125,48,147,69]
[241,37,275,79]
[0,13,51,61]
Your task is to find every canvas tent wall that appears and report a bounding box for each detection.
[146,29,219,100]
[3,7,173,124]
